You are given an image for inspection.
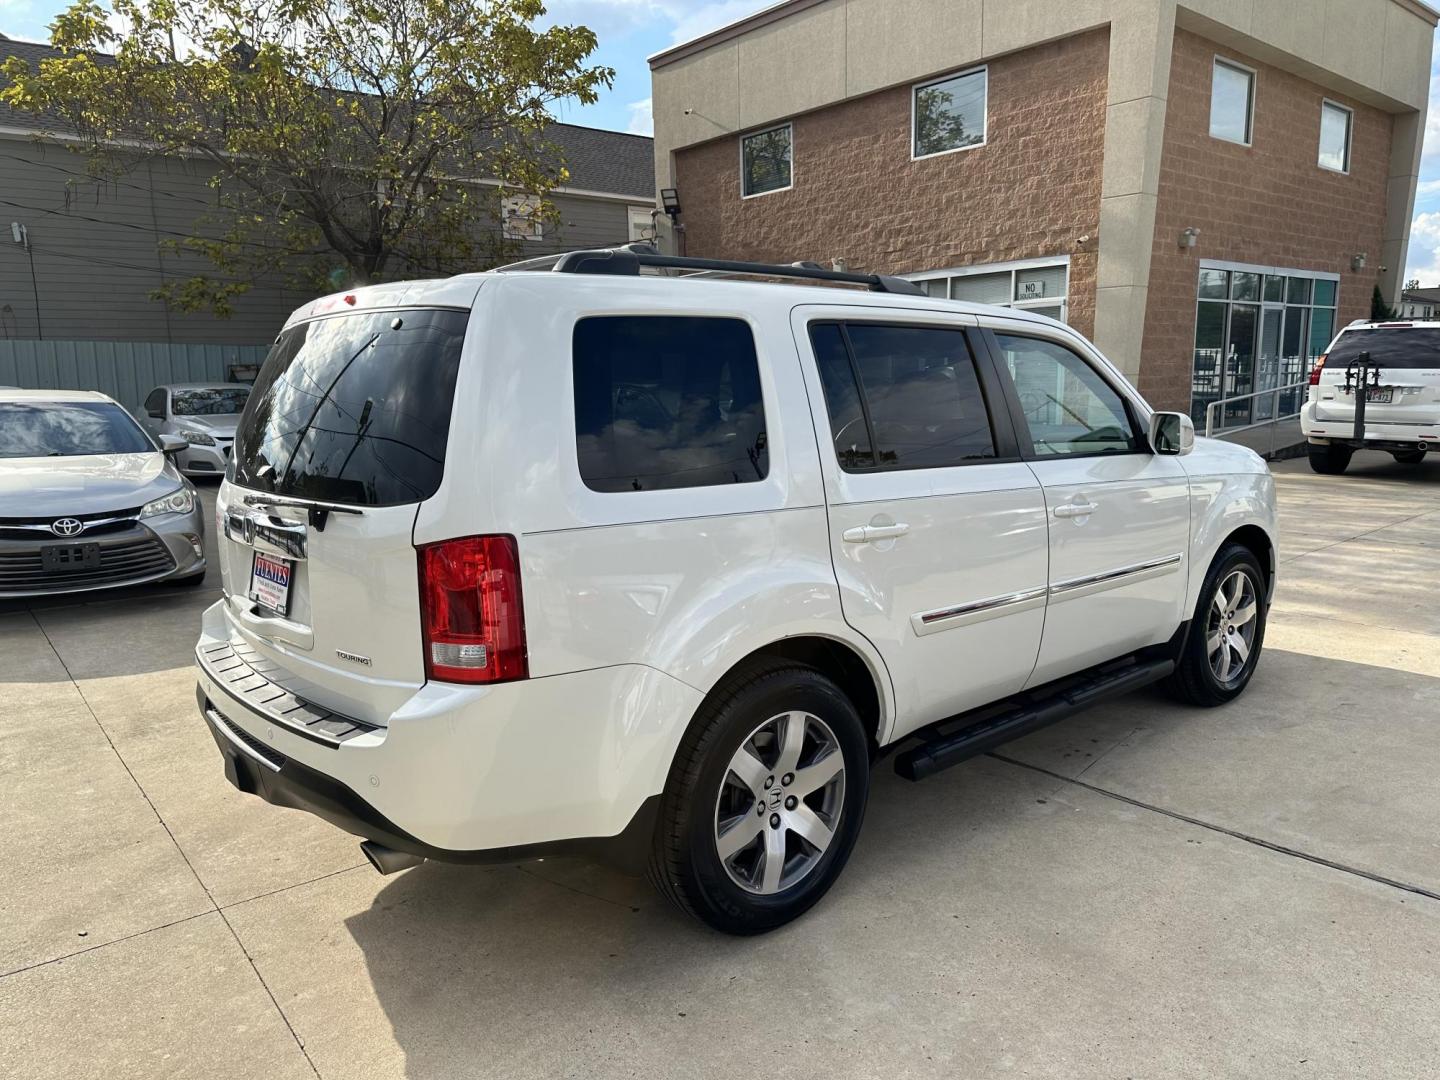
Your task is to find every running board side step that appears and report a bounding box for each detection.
[894,656,1176,782]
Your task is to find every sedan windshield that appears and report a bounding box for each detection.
[0,402,155,458]
[172,387,251,416]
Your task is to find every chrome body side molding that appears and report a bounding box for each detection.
[1048,553,1185,603]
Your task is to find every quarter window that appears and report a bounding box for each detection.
[573,316,769,492]
[992,335,1139,457]
[1210,58,1255,145]
[740,124,792,197]
[1319,100,1352,173]
[809,323,997,471]
[913,67,987,158]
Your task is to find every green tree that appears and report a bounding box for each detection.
[0,0,612,313]
[1370,284,1397,321]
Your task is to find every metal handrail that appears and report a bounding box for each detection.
[1203,379,1310,437]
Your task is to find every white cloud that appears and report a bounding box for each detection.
[1405,210,1440,287]
[625,96,653,135]
[543,0,768,46]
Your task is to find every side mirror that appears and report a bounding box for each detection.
[1148,411,1195,456]
[159,433,187,455]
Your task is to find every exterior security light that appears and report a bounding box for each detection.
[1179,227,1200,249]
[1351,252,1368,272]
[660,188,681,219]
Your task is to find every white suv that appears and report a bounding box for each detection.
[195,248,1277,934]
[1301,319,1440,473]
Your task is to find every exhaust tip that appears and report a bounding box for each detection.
[360,840,425,876]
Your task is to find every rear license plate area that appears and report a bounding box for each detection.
[1365,387,1393,403]
[41,543,100,572]
[249,551,293,617]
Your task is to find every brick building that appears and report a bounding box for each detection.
[647,0,1437,424]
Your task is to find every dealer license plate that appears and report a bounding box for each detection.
[249,551,293,616]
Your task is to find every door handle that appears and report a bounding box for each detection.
[843,523,911,543]
[1053,501,1098,519]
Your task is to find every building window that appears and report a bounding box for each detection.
[627,206,655,243]
[1319,100,1353,173]
[740,123,792,198]
[905,259,1069,323]
[913,67,987,159]
[1210,57,1255,146]
[1191,264,1339,430]
[501,195,543,241]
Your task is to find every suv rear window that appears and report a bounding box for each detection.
[1328,327,1440,369]
[573,316,769,492]
[232,308,468,506]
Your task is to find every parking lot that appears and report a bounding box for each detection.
[1,454,1437,1079]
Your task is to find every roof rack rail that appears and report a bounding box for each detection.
[551,245,925,296]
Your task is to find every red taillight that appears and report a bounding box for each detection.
[418,535,527,684]
[1309,354,1327,385]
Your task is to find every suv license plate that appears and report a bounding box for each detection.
[1365,387,1393,403]
[41,543,100,572]
[250,551,293,616]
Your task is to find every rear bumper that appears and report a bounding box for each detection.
[194,600,701,860]
[1301,404,1439,448]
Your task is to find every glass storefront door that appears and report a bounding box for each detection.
[1224,303,1258,425]
[1254,306,1284,421]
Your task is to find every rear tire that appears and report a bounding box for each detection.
[647,662,869,935]
[1308,443,1352,475]
[1392,450,1426,465]
[1166,543,1267,708]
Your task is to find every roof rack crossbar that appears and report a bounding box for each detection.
[551,247,925,296]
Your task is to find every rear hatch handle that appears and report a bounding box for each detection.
[242,492,363,532]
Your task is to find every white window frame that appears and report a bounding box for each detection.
[501,194,544,242]
[911,65,989,161]
[1210,56,1256,147]
[627,206,655,243]
[1318,99,1353,175]
[739,122,794,199]
[904,256,1070,322]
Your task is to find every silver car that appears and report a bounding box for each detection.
[0,389,207,598]
[140,383,251,478]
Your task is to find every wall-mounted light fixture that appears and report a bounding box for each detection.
[1351,252,1368,272]
[832,258,848,272]
[1179,227,1200,249]
[660,188,681,221]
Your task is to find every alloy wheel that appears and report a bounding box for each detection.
[1207,569,1258,685]
[713,711,846,895]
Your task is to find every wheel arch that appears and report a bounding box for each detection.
[1223,523,1276,604]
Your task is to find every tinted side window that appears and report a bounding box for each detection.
[573,316,769,493]
[809,323,875,470]
[232,308,468,506]
[144,389,166,416]
[993,334,1140,456]
[812,323,996,471]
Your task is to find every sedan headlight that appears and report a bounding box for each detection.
[182,431,217,446]
[141,487,196,518]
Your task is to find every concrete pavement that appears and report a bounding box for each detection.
[3,453,1440,1078]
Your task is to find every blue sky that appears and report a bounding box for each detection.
[6,0,1440,284]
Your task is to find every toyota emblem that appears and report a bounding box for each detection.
[50,518,85,537]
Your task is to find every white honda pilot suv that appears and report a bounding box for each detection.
[195,247,1277,934]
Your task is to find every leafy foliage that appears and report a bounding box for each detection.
[0,0,612,313]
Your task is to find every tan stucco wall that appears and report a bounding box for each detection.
[649,0,1435,381]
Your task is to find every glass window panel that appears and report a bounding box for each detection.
[809,323,875,471]
[573,316,768,492]
[1263,275,1285,303]
[1014,265,1066,302]
[1210,59,1254,144]
[1224,304,1259,426]
[1312,279,1337,306]
[1192,303,1227,424]
[741,125,792,197]
[914,68,987,158]
[1308,308,1335,360]
[1287,276,1312,304]
[846,324,997,468]
[950,271,1012,306]
[994,335,1139,456]
[1319,102,1352,172]
[1231,272,1261,301]
[1198,268,1229,300]
[921,279,948,299]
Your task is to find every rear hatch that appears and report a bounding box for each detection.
[1314,325,1440,428]
[215,305,469,725]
